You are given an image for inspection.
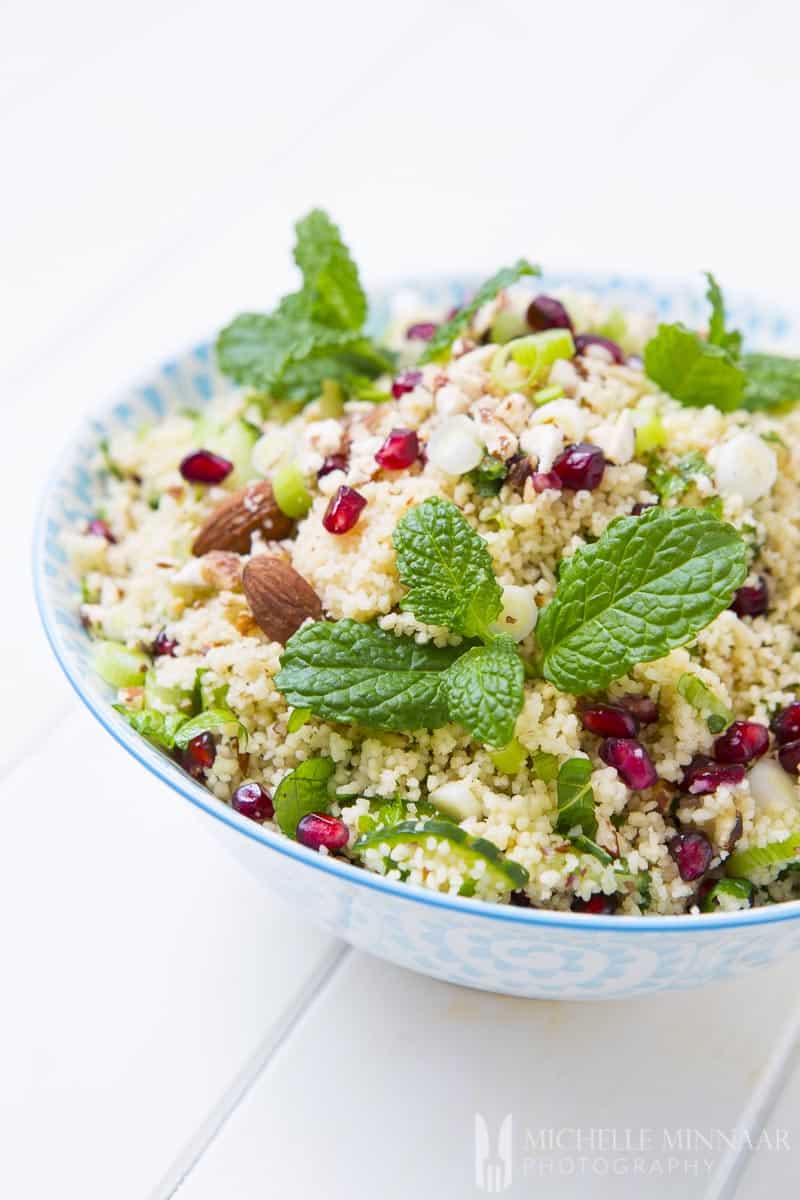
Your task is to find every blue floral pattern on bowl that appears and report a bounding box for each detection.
[33,272,800,999]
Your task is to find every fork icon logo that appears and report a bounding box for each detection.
[475,1113,513,1192]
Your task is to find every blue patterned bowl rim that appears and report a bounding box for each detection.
[33,270,800,934]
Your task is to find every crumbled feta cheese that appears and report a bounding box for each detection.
[590,411,635,465]
[519,423,564,472]
[530,398,587,442]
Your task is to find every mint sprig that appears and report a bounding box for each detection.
[276,499,524,745]
[537,507,747,693]
[217,209,395,404]
[645,271,800,412]
[419,259,539,364]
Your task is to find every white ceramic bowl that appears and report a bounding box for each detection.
[34,272,800,999]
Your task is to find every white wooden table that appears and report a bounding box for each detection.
[2,2,800,1195]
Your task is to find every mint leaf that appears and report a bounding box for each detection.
[646,450,712,502]
[555,757,597,840]
[443,635,524,746]
[419,259,539,364]
[293,209,366,330]
[537,507,747,693]
[742,353,800,411]
[276,620,462,731]
[468,454,507,497]
[644,322,745,412]
[113,705,187,750]
[173,707,247,749]
[393,497,502,638]
[705,272,742,358]
[273,757,335,837]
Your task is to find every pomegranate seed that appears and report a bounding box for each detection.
[531,470,563,493]
[391,369,423,398]
[680,755,745,795]
[153,629,178,657]
[375,428,420,470]
[599,738,658,789]
[730,577,769,618]
[180,450,233,485]
[406,321,438,342]
[296,812,349,852]
[580,702,639,738]
[552,443,605,491]
[526,295,573,333]
[713,720,769,765]
[181,732,216,778]
[772,702,800,745]
[669,831,713,881]
[778,740,800,775]
[232,781,274,822]
[631,502,656,516]
[87,518,116,543]
[322,485,367,534]
[574,333,625,364]
[618,694,659,725]
[317,453,348,479]
[571,893,618,914]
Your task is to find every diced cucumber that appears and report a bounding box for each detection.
[193,415,259,487]
[353,818,529,892]
[701,877,753,912]
[92,640,150,688]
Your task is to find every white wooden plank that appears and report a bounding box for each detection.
[0,709,340,1200]
[177,950,800,1200]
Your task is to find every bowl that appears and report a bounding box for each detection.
[34,271,800,1000]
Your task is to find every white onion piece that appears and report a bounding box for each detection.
[709,433,777,505]
[490,585,538,642]
[252,429,295,477]
[426,415,484,475]
[748,758,799,814]
[428,780,482,821]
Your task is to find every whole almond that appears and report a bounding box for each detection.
[242,555,323,644]
[192,481,293,556]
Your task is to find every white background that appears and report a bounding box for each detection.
[2,1,800,1196]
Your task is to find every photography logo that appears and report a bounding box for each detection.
[475,1114,513,1192]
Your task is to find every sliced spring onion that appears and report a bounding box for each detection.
[532,384,564,407]
[491,330,575,393]
[676,673,733,733]
[726,833,800,877]
[272,461,313,518]
[353,818,529,892]
[700,877,753,912]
